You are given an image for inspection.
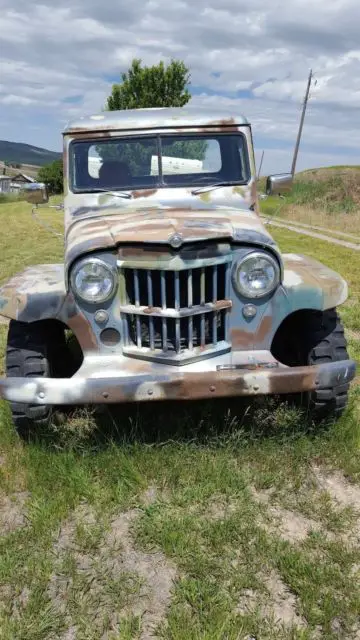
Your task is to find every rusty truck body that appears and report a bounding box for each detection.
[0,106,356,433]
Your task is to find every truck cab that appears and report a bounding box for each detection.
[0,106,355,435]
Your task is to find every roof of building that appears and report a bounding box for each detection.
[63,105,249,135]
[11,173,36,182]
[0,175,11,180]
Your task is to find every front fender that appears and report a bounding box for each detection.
[282,253,348,311]
[0,264,66,322]
[230,253,349,351]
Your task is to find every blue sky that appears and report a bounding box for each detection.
[1,0,359,175]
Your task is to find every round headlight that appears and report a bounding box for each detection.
[234,252,280,298]
[71,258,117,303]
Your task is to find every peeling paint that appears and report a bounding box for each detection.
[0,106,355,407]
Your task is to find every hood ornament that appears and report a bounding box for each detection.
[169,233,183,249]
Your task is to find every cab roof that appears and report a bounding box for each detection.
[63,105,249,135]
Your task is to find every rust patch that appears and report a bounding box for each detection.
[231,327,253,349]
[257,315,272,342]
[231,315,272,349]
[201,118,240,133]
[132,189,158,199]
[64,297,98,351]
[143,306,160,315]
[214,299,232,311]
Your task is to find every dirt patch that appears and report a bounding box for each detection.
[0,315,9,326]
[140,485,158,507]
[236,569,306,629]
[263,217,360,251]
[312,467,360,547]
[313,467,360,511]
[201,496,239,521]
[264,571,306,627]
[251,487,321,543]
[0,492,29,534]
[106,509,177,639]
[268,507,321,543]
[48,504,177,639]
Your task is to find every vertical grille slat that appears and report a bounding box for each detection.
[212,265,218,345]
[133,269,142,348]
[160,270,167,351]
[122,258,230,359]
[188,269,193,350]
[174,271,180,311]
[200,268,205,305]
[147,270,155,351]
[212,266,218,303]
[224,262,231,343]
[200,267,206,347]
[174,271,181,353]
[175,319,181,353]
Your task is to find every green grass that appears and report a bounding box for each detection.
[260,167,360,236]
[270,226,360,336]
[0,200,360,638]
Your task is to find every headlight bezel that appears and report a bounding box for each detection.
[233,250,280,299]
[70,257,118,304]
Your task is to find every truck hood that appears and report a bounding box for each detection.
[65,204,278,271]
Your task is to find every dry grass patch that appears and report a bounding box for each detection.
[0,491,29,535]
[251,487,322,544]
[313,467,360,511]
[48,502,177,639]
[236,568,306,631]
[276,203,360,237]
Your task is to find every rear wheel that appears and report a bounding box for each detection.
[5,320,71,438]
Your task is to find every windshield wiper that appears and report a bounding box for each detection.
[97,189,132,199]
[191,182,236,195]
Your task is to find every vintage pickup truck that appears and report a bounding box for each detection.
[0,106,356,434]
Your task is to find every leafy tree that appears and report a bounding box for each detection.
[99,59,206,172]
[38,159,63,194]
[106,59,191,111]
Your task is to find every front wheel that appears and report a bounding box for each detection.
[306,309,350,421]
[5,320,71,438]
[272,308,352,422]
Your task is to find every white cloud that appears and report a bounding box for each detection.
[0,0,359,171]
[1,95,36,106]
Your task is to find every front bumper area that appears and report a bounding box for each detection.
[0,359,356,405]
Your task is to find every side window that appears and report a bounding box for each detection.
[160,138,222,175]
[237,137,249,181]
[94,140,158,178]
[88,146,101,178]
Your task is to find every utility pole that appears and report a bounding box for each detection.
[291,69,313,177]
[257,150,265,179]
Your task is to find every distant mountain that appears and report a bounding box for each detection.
[0,140,61,167]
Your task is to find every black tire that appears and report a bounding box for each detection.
[304,309,350,421]
[5,320,70,438]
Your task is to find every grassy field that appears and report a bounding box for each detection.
[0,200,360,639]
[261,166,360,237]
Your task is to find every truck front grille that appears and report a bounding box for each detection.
[119,262,232,364]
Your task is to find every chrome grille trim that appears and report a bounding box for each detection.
[118,254,232,364]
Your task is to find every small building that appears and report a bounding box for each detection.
[0,176,11,193]
[11,173,36,186]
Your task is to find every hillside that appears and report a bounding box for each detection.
[0,140,61,167]
[261,165,360,234]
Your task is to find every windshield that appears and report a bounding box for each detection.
[70,133,250,193]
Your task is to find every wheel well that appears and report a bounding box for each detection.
[271,308,337,367]
[16,318,84,375]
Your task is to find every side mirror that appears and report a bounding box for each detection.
[266,173,293,196]
[23,182,49,205]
